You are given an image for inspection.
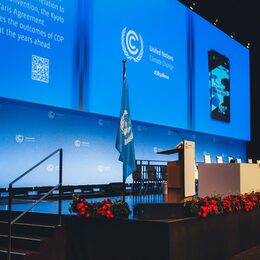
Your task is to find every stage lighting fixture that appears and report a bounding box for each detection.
[213,18,219,26]
[246,42,250,49]
[230,32,235,38]
[190,2,196,10]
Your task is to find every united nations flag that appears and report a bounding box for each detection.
[116,60,136,182]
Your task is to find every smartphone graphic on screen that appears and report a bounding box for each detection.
[208,49,230,122]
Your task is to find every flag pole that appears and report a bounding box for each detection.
[122,60,126,202]
[116,59,135,202]
[122,165,126,202]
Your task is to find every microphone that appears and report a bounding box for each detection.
[170,129,185,148]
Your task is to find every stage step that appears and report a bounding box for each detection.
[0,247,39,260]
[0,211,66,260]
[0,221,57,237]
[0,234,48,251]
[0,210,61,226]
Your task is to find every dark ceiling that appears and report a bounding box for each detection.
[179,0,258,48]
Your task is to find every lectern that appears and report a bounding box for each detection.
[158,140,196,203]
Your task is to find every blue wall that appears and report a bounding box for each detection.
[0,97,246,187]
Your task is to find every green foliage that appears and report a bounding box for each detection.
[111,200,131,218]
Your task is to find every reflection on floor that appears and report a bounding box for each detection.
[0,194,166,219]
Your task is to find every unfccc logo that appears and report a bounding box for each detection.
[121,27,144,62]
[48,111,55,119]
[15,134,24,143]
[74,140,81,148]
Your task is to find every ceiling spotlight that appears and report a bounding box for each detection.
[230,32,235,39]
[190,2,196,10]
[246,42,251,49]
[213,18,219,26]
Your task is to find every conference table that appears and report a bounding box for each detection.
[198,162,260,197]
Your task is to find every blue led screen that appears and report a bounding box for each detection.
[83,0,190,130]
[0,0,80,109]
[0,1,251,187]
[191,12,250,140]
[83,0,250,140]
[0,0,250,140]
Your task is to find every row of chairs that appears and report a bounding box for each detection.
[132,164,167,194]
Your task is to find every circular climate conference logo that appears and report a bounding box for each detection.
[74,140,81,148]
[121,27,144,62]
[48,111,55,119]
[15,134,24,143]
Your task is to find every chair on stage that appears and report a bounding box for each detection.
[216,156,223,163]
[248,158,253,163]
[132,165,143,195]
[159,165,167,193]
[160,165,167,182]
[144,165,157,194]
[236,158,242,163]
[204,154,211,163]
[228,156,233,163]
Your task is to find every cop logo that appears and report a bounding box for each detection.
[74,140,81,148]
[121,27,144,62]
[15,134,24,143]
[48,111,55,119]
[98,119,104,126]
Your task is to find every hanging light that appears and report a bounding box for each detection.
[190,2,196,10]
[213,18,219,26]
[230,32,236,39]
[246,42,251,49]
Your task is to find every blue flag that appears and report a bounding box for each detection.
[116,61,136,181]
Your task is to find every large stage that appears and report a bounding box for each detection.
[66,208,260,260]
[1,194,260,259]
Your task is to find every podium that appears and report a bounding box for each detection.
[158,140,196,203]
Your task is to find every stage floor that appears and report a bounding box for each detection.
[0,194,166,219]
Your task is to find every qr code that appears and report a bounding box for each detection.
[31,55,49,83]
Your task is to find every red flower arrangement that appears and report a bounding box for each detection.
[69,195,131,219]
[185,191,260,218]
